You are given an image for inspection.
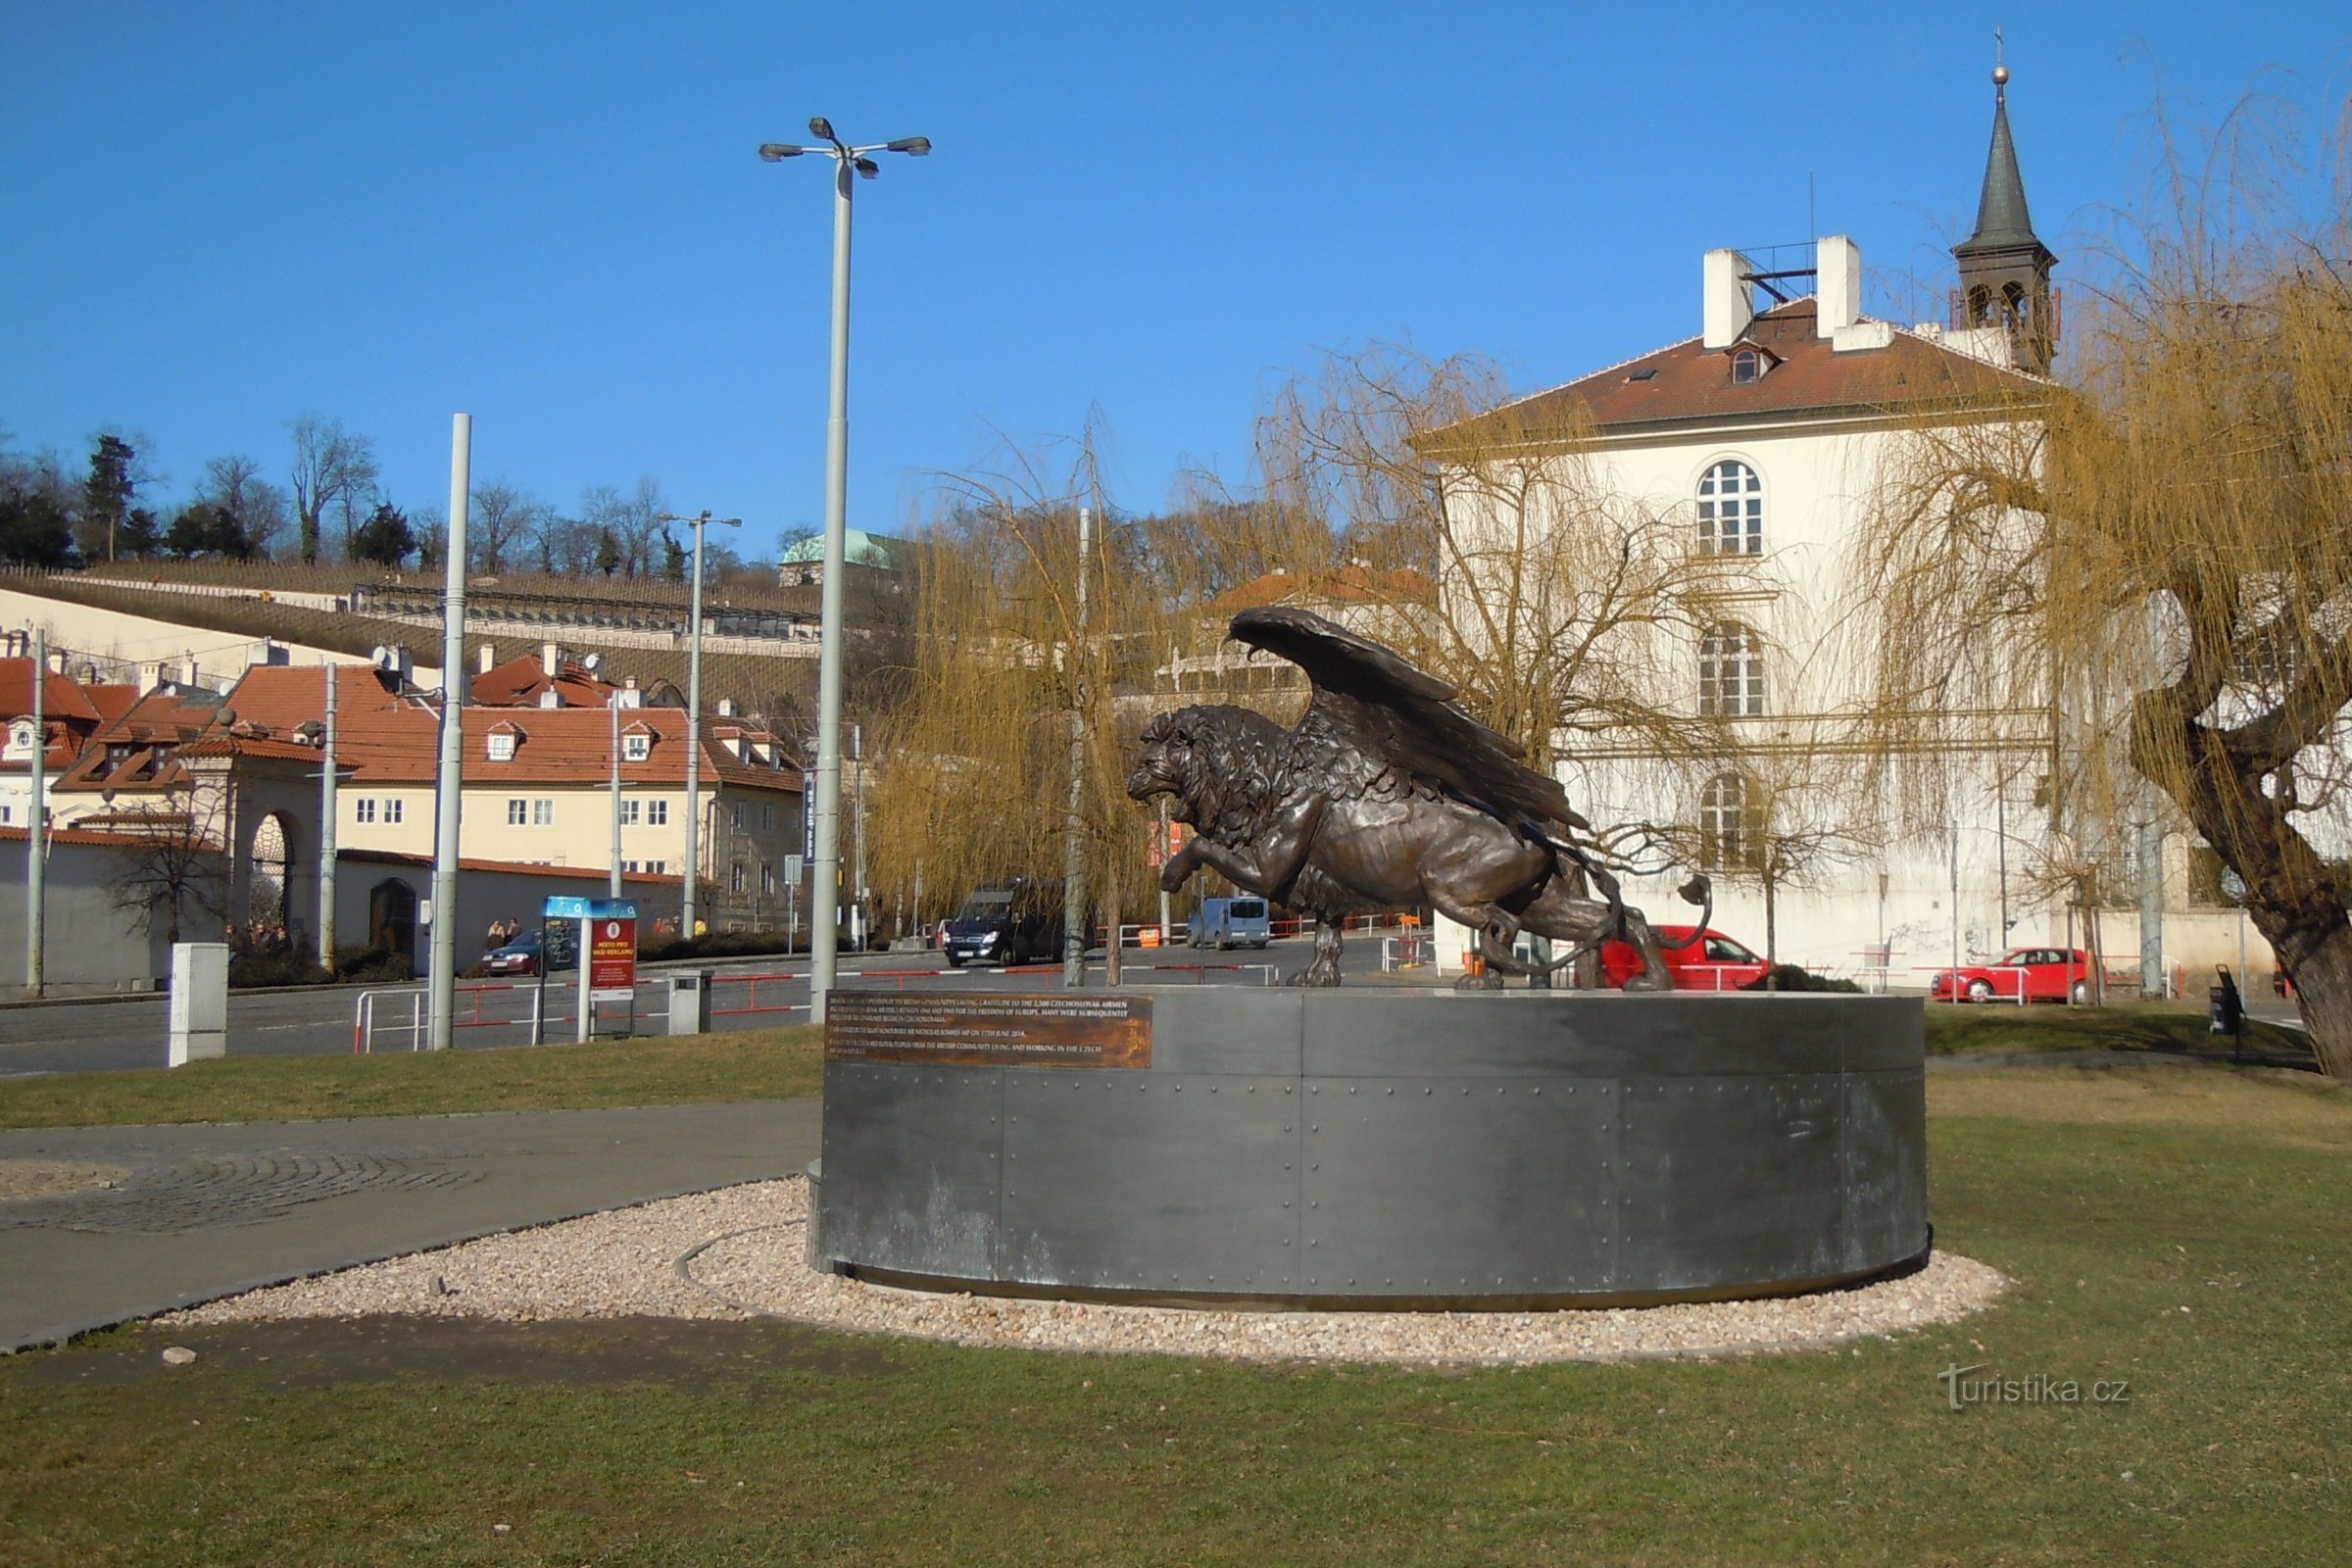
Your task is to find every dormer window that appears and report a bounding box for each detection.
[486,721,523,762]
[1731,349,1765,384]
[622,732,651,762]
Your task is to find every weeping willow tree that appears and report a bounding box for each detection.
[870,349,1785,950]
[862,430,1182,943]
[1858,102,2352,1074]
[1181,345,1760,862]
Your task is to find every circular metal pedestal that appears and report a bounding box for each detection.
[811,987,1927,1310]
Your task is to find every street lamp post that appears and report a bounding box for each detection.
[660,510,740,944]
[758,118,930,1026]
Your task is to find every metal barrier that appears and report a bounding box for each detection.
[349,955,1307,1051]
[353,981,553,1053]
[707,970,810,1020]
[1381,933,1435,971]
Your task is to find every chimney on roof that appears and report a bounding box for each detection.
[542,642,563,679]
[251,637,288,668]
[620,677,641,710]
[1702,248,1757,350]
[477,642,497,676]
[538,689,564,709]
[2,631,24,661]
[1816,236,1862,338]
[137,660,162,695]
[716,697,735,718]
[50,651,68,676]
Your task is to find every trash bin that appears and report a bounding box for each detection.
[2209,977,2242,1037]
[666,970,713,1037]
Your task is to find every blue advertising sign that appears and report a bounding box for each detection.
[543,896,640,921]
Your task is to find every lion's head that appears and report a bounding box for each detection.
[1126,705,1290,840]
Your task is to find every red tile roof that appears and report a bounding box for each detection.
[470,653,621,710]
[338,848,684,885]
[1426,301,2049,449]
[0,659,102,724]
[221,663,802,792]
[85,685,141,726]
[0,823,223,852]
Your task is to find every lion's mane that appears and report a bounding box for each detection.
[1140,705,1290,845]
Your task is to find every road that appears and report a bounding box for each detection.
[0,936,1399,1081]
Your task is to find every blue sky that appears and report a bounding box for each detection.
[3,1,2346,555]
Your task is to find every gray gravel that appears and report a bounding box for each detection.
[166,1177,2007,1363]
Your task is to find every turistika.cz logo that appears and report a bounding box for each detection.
[1937,1363,2132,1411]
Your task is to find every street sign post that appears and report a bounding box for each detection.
[545,897,639,1043]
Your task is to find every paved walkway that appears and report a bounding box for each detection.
[0,1100,820,1353]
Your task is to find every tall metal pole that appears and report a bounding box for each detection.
[427,414,471,1052]
[608,692,623,899]
[1157,796,1172,944]
[760,118,927,1018]
[1063,507,1092,988]
[318,666,337,974]
[851,721,866,951]
[24,628,44,998]
[683,514,707,942]
[2139,815,2165,998]
[1948,818,1961,983]
[808,155,856,1023]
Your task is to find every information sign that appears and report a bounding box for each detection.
[588,917,638,1002]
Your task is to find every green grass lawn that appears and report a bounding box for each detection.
[0,1026,822,1128]
[4,1051,2348,1562]
[1924,997,2312,1058]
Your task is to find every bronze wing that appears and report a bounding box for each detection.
[1228,606,1587,833]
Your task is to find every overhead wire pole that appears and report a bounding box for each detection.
[609,690,623,900]
[660,509,740,943]
[427,413,471,1052]
[318,666,337,973]
[759,118,930,1026]
[24,628,43,998]
[1063,507,1091,988]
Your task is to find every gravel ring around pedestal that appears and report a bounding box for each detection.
[167,1178,2007,1364]
[678,1180,2007,1364]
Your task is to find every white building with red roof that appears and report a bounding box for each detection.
[1415,70,2178,986]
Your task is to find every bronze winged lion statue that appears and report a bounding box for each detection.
[1126,606,1709,989]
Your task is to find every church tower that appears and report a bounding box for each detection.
[1952,62,2058,372]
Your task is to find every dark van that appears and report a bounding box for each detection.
[1187,896,1271,950]
[942,883,1067,968]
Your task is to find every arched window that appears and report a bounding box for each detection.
[1698,622,1765,716]
[1695,460,1763,555]
[1967,284,1992,326]
[2001,280,2028,327]
[1731,349,1763,385]
[1699,772,1760,870]
[248,811,294,944]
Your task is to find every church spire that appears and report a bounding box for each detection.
[1952,48,2059,372]
[1957,64,2043,254]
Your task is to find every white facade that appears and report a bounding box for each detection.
[1430,235,2276,988]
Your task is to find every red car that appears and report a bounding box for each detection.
[1599,926,1772,991]
[1931,947,2097,1004]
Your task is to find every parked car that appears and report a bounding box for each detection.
[481,926,577,978]
[942,882,1068,968]
[1188,896,1271,950]
[1597,925,1772,991]
[1930,947,2099,1004]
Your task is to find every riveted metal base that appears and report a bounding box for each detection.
[811,988,1928,1311]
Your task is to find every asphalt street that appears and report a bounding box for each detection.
[0,933,2297,1081]
[0,937,1347,1080]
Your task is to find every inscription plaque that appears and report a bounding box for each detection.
[827,992,1153,1069]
